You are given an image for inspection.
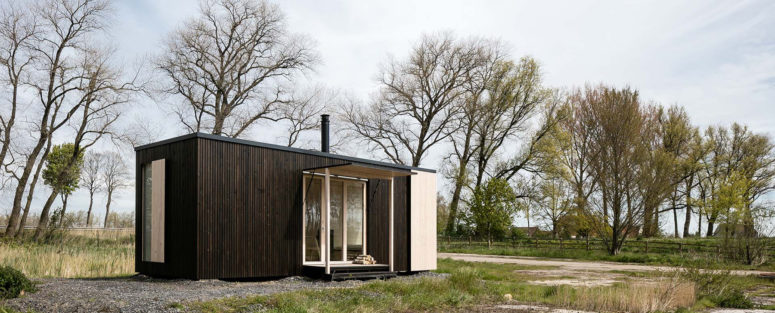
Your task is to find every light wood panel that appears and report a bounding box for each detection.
[150,159,166,263]
[410,171,437,271]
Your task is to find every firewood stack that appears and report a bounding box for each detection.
[353,254,376,264]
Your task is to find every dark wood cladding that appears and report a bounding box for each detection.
[135,138,197,279]
[136,135,413,279]
[366,177,409,272]
[196,138,353,279]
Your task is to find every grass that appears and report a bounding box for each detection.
[187,259,702,313]
[0,231,134,278]
[440,244,775,271]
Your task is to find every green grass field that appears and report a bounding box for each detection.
[188,258,775,312]
[439,238,775,271]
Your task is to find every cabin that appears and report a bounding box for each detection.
[133,115,437,280]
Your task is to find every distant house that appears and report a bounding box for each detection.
[134,115,438,280]
[514,227,540,237]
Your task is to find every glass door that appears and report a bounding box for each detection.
[346,182,365,260]
[330,181,344,261]
[304,176,366,264]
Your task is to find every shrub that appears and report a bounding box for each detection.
[711,289,754,309]
[0,266,36,299]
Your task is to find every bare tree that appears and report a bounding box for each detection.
[4,0,110,237]
[81,151,103,227]
[443,41,505,234]
[342,33,486,166]
[158,0,317,138]
[280,86,330,147]
[0,4,36,178]
[101,151,128,228]
[34,48,131,240]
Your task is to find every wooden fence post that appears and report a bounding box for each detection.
[468,236,472,246]
[586,237,590,251]
[679,243,683,254]
[645,240,648,254]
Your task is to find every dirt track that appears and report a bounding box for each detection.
[439,252,773,276]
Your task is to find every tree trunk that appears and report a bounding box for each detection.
[15,146,51,237]
[104,189,113,228]
[672,193,679,238]
[446,178,464,235]
[707,216,717,237]
[33,190,59,240]
[5,135,47,237]
[683,179,693,237]
[59,193,69,228]
[86,190,95,227]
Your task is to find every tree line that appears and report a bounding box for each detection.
[1,0,773,255]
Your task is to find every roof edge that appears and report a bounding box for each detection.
[134,132,436,173]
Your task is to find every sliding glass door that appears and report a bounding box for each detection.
[304,176,366,263]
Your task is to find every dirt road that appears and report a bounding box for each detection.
[439,252,773,276]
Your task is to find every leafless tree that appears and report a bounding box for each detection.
[4,0,110,237]
[443,40,506,234]
[101,151,128,228]
[0,4,36,180]
[158,0,317,138]
[34,48,133,240]
[342,33,487,166]
[81,151,103,227]
[280,86,331,147]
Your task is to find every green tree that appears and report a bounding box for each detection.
[468,178,518,248]
[38,143,85,238]
[42,144,85,196]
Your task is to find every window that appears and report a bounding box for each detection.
[303,175,366,263]
[142,159,165,263]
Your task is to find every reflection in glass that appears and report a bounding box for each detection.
[304,178,322,262]
[330,181,344,261]
[346,184,364,260]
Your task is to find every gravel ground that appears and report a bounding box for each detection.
[4,273,444,313]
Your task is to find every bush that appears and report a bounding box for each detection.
[711,289,754,309]
[0,266,36,299]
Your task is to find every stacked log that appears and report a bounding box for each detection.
[353,254,376,264]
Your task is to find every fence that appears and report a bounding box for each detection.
[0,225,134,238]
[438,235,775,258]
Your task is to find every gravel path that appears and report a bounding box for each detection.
[4,273,441,313]
[440,253,774,276]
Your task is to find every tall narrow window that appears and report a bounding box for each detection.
[142,159,165,263]
[304,178,322,262]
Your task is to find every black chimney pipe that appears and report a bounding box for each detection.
[321,114,330,152]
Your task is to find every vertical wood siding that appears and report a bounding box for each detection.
[367,177,409,272]
[137,136,413,279]
[135,139,197,279]
[196,138,358,279]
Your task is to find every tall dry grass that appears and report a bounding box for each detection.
[0,230,135,278]
[552,278,696,313]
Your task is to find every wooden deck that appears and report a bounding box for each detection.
[302,263,396,281]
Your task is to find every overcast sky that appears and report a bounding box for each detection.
[6,0,774,234]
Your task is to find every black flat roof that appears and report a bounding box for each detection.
[134,132,436,173]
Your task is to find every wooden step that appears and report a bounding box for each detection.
[327,270,396,281]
